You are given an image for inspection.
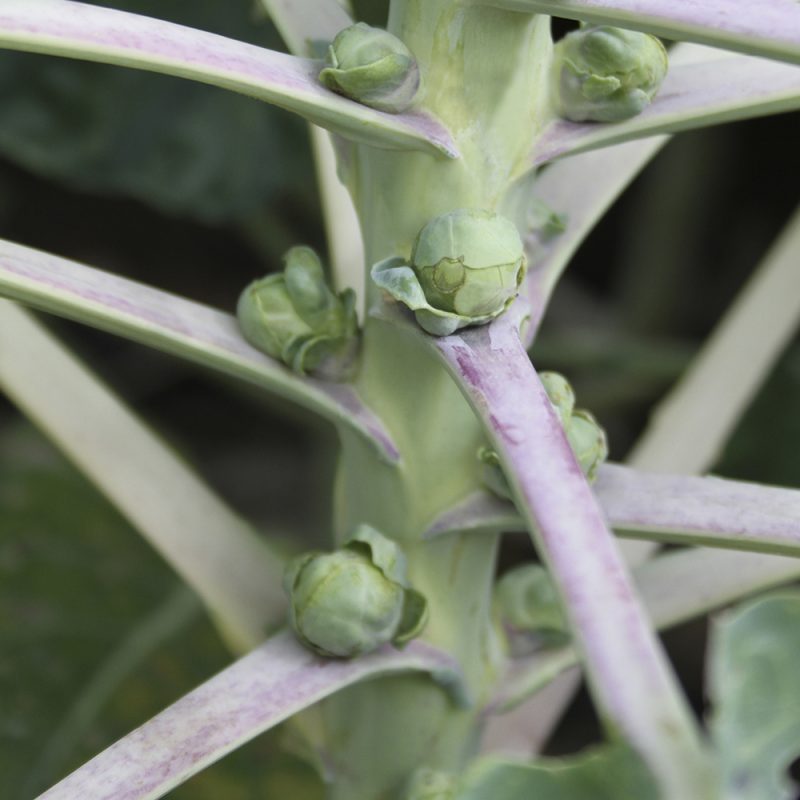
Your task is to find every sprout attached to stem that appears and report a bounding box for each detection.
[237,246,358,379]
[372,209,527,336]
[320,22,421,113]
[284,526,428,659]
[554,25,668,123]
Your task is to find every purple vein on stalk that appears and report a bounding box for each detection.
[0,237,399,463]
[36,631,463,800]
[476,0,800,66]
[426,463,800,558]
[0,0,457,158]
[431,313,712,796]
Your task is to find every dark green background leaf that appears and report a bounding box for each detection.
[0,0,313,222]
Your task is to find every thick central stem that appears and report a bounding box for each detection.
[320,4,554,798]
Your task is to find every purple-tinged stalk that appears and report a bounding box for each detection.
[427,462,800,558]
[0,238,399,462]
[433,313,715,797]
[476,0,800,65]
[36,631,462,800]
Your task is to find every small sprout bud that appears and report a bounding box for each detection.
[478,373,607,497]
[540,371,575,425]
[477,446,512,501]
[554,25,668,122]
[371,209,527,336]
[284,525,428,659]
[495,564,569,651]
[237,246,358,379]
[319,22,421,113]
[406,768,458,800]
[566,409,608,482]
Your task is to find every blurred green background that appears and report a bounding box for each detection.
[0,1,798,797]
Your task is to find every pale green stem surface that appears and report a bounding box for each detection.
[0,301,285,652]
[257,0,367,315]
[311,128,367,316]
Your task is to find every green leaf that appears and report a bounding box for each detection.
[709,593,800,800]
[458,744,658,800]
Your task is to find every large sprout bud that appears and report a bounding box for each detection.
[237,246,358,379]
[319,22,420,113]
[566,409,608,482]
[371,209,527,336]
[554,25,668,122]
[284,526,428,659]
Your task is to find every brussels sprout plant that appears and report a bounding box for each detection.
[1,1,800,799]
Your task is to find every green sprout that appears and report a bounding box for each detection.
[371,209,527,336]
[319,22,421,113]
[284,525,428,658]
[554,25,668,122]
[237,245,358,378]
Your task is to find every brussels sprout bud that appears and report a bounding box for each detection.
[477,446,512,501]
[566,409,608,482]
[284,525,428,659]
[478,373,607,497]
[237,246,358,379]
[554,25,668,122]
[319,22,421,113]
[495,564,568,650]
[406,768,457,800]
[540,371,575,425]
[371,209,527,336]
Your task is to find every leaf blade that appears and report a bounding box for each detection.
[532,55,800,165]
[36,631,461,800]
[0,0,456,157]
[0,237,399,462]
[482,0,800,65]
[709,593,800,800]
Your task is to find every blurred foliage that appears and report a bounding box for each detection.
[0,422,324,799]
[0,0,313,223]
